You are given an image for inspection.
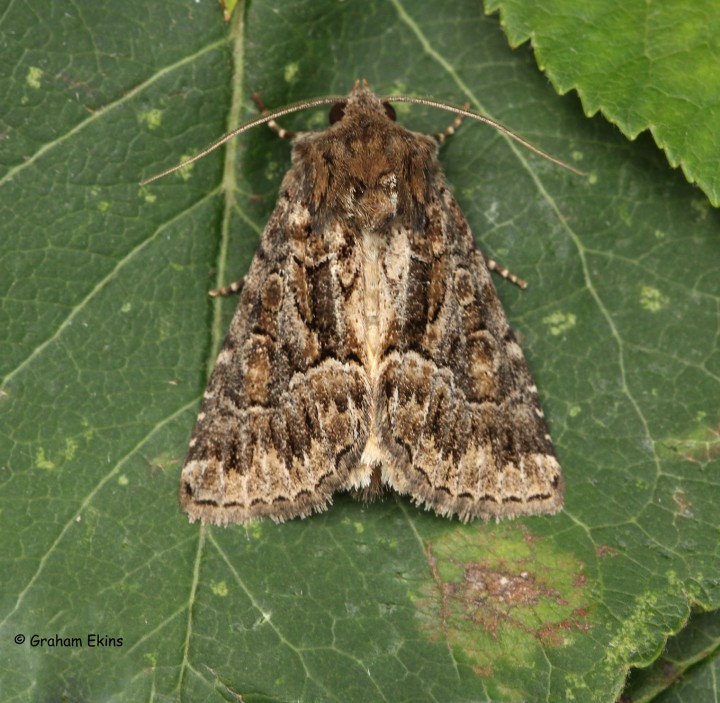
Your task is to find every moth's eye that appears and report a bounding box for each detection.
[383,102,397,121]
[329,102,346,124]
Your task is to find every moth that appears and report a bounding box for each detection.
[144,81,577,525]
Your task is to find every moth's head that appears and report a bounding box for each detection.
[328,79,397,125]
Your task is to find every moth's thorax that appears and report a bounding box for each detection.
[293,108,438,228]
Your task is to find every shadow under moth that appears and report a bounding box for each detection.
[143,80,579,525]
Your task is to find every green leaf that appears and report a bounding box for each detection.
[1,1,718,701]
[483,0,720,206]
[623,609,720,702]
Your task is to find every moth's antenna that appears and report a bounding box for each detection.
[388,95,586,177]
[140,96,344,185]
[141,91,586,186]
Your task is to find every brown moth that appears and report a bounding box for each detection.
[144,81,573,525]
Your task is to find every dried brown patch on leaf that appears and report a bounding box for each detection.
[416,525,592,678]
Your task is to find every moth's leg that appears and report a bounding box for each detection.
[435,102,470,143]
[209,276,245,297]
[252,92,297,140]
[484,256,527,289]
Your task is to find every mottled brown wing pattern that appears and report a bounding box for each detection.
[178,84,564,524]
[376,185,563,520]
[180,177,371,524]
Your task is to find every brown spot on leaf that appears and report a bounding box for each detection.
[595,545,619,558]
[672,489,692,517]
[416,524,592,680]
